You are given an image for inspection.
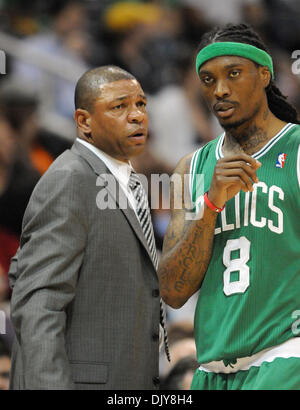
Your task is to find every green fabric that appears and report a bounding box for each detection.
[190,124,300,364]
[191,357,300,390]
[196,42,274,78]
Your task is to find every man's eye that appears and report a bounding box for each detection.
[137,101,146,107]
[201,76,213,85]
[230,70,240,78]
[112,104,124,110]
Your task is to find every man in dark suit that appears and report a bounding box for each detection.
[8,65,168,390]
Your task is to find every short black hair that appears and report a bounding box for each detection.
[197,23,300,124]
[74,65,136,113]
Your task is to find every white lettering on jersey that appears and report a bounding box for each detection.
[221,207,234,231]
[214,182,284,235]
[244,191,250,227]
[250,182,267,228]
[235,192,241,229]
[268,186,284,234]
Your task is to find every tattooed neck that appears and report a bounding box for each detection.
[224,123,269,155]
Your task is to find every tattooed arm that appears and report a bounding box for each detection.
[157,153,218,309]
[158,150,261,309]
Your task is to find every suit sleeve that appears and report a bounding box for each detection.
[8,247,19,290]
[10,169,87,390]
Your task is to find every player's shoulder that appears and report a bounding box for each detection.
[194,138,220,159]
[172,136,222,182]
[287,123,300,141]
[173,152,194,176]
[176,138,220,175]
[280,123,300,154]
[191,137,221,173]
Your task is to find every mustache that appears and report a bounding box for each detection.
[213,100,239,111]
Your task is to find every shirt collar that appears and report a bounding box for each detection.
[76,138,133,188]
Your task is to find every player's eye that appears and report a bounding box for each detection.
[201,76,214,85]
[137,101,146,108]
[229,70,240,78]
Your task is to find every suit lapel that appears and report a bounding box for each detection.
[71,140,157,271]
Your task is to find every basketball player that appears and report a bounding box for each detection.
[158,23,300,390]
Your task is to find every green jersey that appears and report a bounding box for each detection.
[190,123,300,364]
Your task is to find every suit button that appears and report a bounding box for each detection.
[152,333,159,341]
[152,289,159,297]
[153,376,160,386]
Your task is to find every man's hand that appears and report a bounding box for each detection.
[208,153,261,208]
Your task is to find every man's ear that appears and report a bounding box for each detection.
[74,109,92,139]
[260,66,271,89]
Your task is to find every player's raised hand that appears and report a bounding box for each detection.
[208,150,261,209]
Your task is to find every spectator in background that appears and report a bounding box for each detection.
[262,0,300,52]
[104,2,186,94]
[0,264,9,304]
[0,229,19,306]
[274,48,300,116]
[0,83,50,174]
[0,82,71,175]
[0,338,11,390]
[241,0,267,34]
[0,83,71,299]
[160,320,197,378]
[0,87,41,238]
[0,82,71,308]
[160,356,199,390]
[0,98,40,309]
[182,0,263,26]
[12,1,89,119]
[147,57,215,169]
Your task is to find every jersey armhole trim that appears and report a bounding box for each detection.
[297,144,300,191]
[189,148,202,204]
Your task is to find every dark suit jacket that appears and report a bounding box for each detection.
[9,140,161,390]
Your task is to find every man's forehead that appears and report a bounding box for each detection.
[199,55,254,73]
[97,79,144,99]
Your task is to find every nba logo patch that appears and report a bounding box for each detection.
[275,153,287,168]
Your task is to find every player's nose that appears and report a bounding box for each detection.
[214,79,231,100]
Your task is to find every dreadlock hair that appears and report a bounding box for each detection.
[197,23,300,124]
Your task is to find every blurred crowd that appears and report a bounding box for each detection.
[0,0,299,390]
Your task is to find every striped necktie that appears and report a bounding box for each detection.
[129,170,170,362]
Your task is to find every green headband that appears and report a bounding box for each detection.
[196,42,274,79]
